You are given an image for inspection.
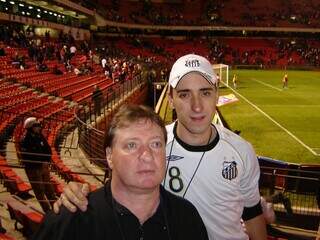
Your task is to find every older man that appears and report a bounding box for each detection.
[33,105,208,240]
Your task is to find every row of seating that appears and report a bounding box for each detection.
[56,75,104,98]
[5,195,43,238]
[0,155,31,196]
[0,84,21,98]
[0,90,37,111]
[71,77,113,103]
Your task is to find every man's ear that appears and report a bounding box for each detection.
[106,147,113,169]
[167,88,174,109]
[215,88,219,105]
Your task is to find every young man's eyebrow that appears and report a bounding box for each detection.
[199,87,215,91]
[176,87,215,93]
[176,89,190,93]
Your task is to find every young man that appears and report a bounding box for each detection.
[34,105,208,240]
[54,54,267,240]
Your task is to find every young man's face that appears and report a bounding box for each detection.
[169,72,218,142]
[107,120,166,193]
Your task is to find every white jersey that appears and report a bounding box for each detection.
[163,122,261,240]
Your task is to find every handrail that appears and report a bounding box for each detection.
[155,84,168,114]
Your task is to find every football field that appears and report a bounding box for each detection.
[218,69,320,164]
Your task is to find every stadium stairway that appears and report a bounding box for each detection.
[58,128,103,188]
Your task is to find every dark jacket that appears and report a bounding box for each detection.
[32,181,208,240]
[20,130,52,168]
[92,88,103,103]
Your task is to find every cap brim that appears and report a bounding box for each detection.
[170,70,215,88]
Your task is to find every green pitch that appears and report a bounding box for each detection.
[218,69,320,164]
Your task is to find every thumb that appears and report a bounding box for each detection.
[81,182,90,196]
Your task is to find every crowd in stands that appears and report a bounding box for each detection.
[110,36,320,68]
[2,22,320,77]
[130,1,187,26]
[89,0,320,28]
[208,37,320,67]
[0,24,93,74]
[275,39,320,67]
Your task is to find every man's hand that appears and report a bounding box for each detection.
[244,214,267,240]
[53,182,90,213]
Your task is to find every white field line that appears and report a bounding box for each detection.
[251,78,283,91]
[221,82,320,156]
[312,148,320,154]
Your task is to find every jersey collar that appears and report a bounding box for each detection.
[173,121,219,152]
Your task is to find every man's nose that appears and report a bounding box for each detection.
[139,145,153,162]
[191,95,203,112]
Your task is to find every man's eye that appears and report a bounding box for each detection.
[151,141,163,148]
[202,91,212,96]
[178,93,188,98]
[127,142,136,149]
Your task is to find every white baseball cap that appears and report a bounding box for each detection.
[168,54,217,88]
[24,117,40,129]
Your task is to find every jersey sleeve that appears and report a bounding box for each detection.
[239,142,261,208]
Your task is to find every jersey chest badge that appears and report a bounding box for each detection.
[222,161,238,180]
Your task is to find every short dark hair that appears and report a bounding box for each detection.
[104,104,167,149]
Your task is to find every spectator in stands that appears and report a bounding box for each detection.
[36,48,45,66]
[36,58,49,72]
[11,51,25,69]
[69,45,77,59]
[54,54,267,240]
[105,63,112,78]
[79,62,92,75]
[282,73,288,89]
[133,63,142,82]
[20,117,57,213]
[160,68,168,81]
[45,30,50,42]
[92,85,103,116]
[33,104,208,240]
[60,45,67,64]
[101,57,107,70]
[0,42,5,56]
[74,67,82,76]
[52,65,63,75]
[88,49,94,68]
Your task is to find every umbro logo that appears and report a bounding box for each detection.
[166,155,184,161]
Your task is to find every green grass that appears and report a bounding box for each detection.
[218,70,320,164]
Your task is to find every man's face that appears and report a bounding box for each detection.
[31,124,42,134]
[169,72,218,141]
[107,120,166,193]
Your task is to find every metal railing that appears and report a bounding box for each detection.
[75,72,148,170]
[259,158,320,233]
